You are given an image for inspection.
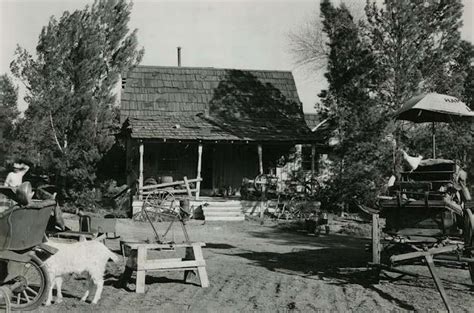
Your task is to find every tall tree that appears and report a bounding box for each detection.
[364,0,465,109]
[458,40,474,109]
[10,0,143,201]
[456,40,474,176]
[316,0,392,206]
[0,74,19,165]
[364,0,470,162]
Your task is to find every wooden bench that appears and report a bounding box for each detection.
[122,241,209,293]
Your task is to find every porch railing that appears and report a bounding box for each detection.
[138,177,202,200]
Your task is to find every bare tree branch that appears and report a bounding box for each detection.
[288,0,365,72]
[288,17,328,71]
[49,111,64,154]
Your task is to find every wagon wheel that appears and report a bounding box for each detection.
[144,191,191,243]
[143,190,177,222]
[5,258,50,311]
[135,190,178,242]
[463,208,474,284]
[304,177,321,198]
[253,174,267,194]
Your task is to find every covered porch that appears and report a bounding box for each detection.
[128,139,320,200]
[122,113,325,218]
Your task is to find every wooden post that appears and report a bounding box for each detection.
[135,246,147,293]
[183,176,192,197]
[192,243,210,287]
[372,213,381,264]
[125,139,133,214]
[311,144,316,175]
[138,141,144,201]
[126,138,132,186]
[257,144,265,219]
[196,144,203,200]
[183,247,195,282]
[425,255,452,312]
[295,144,302,172]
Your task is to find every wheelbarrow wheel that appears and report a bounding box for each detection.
[463,208,474,284]
[6,258,50,311]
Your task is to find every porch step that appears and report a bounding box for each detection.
[203,210,243,217]
[202,206,242,211]
[201,202,242,207]
[198,197,240,203]
[204,216,245,221]
[200,199,245,221]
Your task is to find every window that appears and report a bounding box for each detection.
[301,145,318,172]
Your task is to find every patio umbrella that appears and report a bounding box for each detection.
[394,93,474,158]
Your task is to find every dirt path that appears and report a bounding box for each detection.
[35,218,473,312]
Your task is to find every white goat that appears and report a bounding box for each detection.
[44,239,119,306]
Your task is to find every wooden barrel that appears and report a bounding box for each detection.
[160,176,173,184]
[144,177,158,186]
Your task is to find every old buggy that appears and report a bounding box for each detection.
[0,185,58,311]
[364,93,474,312]
[369,158,473,312]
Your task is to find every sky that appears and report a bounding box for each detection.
[1,0,473,113]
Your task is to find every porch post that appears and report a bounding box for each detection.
[258,144,263,175]
[138,140,144,201]
[196,143,203,200]
[372,213,381,264]
[126,138,132,187]
[257,144,265,220]
[311,144,316,175]
[295,144,302,172]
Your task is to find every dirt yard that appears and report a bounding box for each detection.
[34,216,473,313]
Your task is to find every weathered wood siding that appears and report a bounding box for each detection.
[212,144,258,191]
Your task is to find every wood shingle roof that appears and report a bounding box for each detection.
[120,65,324,143]
[124,114,319,143]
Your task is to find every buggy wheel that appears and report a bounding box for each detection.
[143,190,176,222]
[6,258,50,311]
[463,208,474,284]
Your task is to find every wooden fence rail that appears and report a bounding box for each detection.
[139,177,202,199]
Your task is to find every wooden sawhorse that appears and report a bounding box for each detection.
[122,241,209,293]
